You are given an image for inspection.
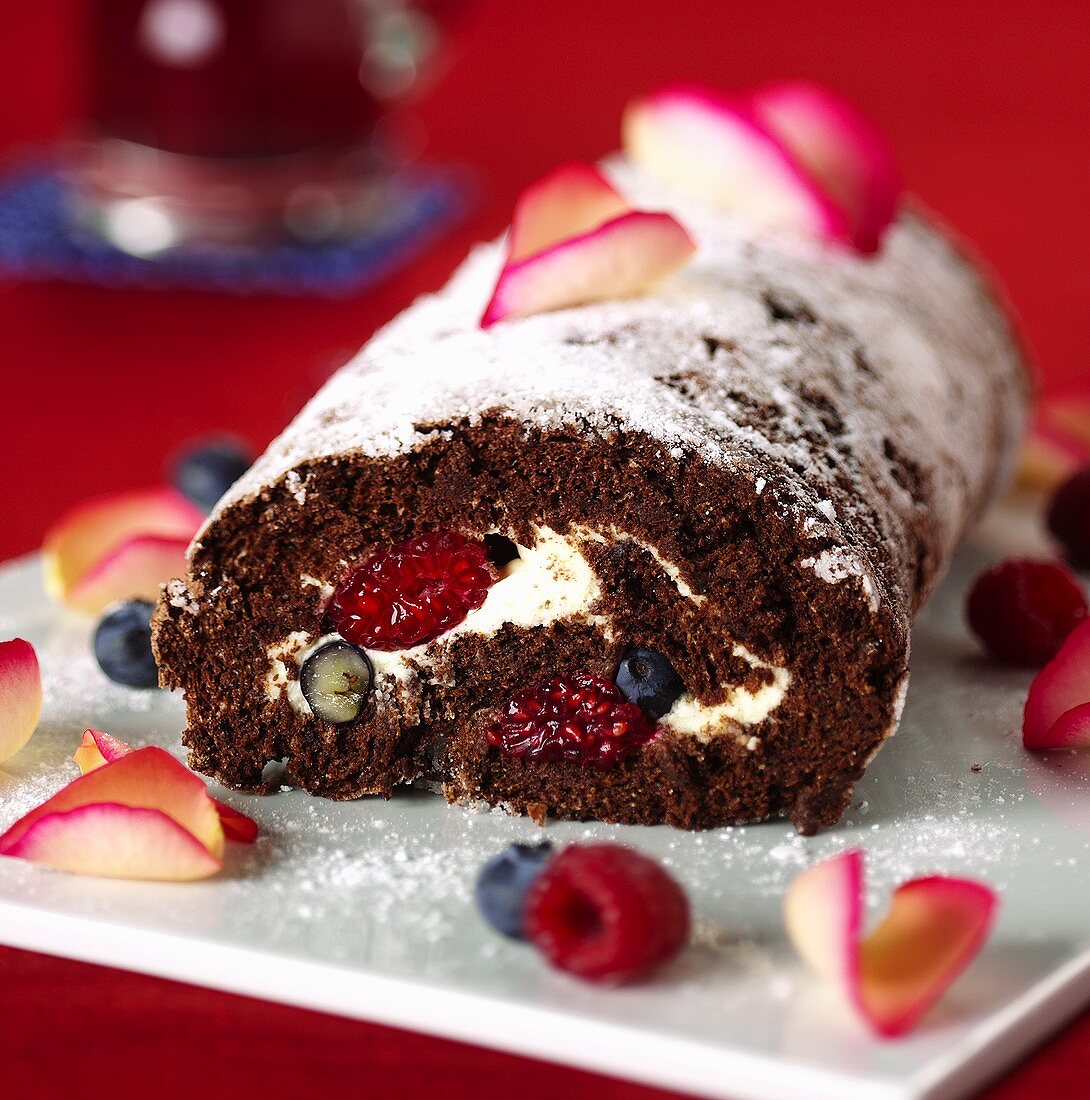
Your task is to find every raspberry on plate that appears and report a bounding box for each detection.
[330,531,494,651]
[524,843,691,983]
[1048,465,1090,569]
[487,672,658,769]
[965,557,1088,666]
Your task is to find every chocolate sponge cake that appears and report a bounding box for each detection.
[153,162,1027,835]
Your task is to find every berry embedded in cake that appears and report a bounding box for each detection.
[487,672,658,769]
[153,87,1028,835]
[330,530,496,651]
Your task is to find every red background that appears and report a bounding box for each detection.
[2,2,1089,1096]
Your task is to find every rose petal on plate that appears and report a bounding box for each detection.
[0,745,224,864]
[65,533,192,615]
[1019,393,1090,492]
[749,80,901,253]
[0,638,42,764]
[482,210,695,327]
[1,803,221,881]
[71,729,258,842]
[623,84,846,241]
[73,728,132,773]
[215,802,260,844]
[1024,619,1090,749]
[43,488,203,613]
[785,850,997,1038]
[1037,701,1090,749]
[783,848,863,990]
[507,161,631,263]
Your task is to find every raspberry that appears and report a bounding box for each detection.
[524,843,691,983]
[487,672,658,769]
[330,531,494,651]
[966,557,1088,666]
[1048,465,1090,569]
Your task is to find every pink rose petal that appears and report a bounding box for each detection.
[72,727,130,772]
[0,746,224,871]
[624,82,901,253]
[749,81,901,253]
[0,638,42,764]
[2,803,222,881]
[785,850,997,1038]
[482,209,695,327]
[1037,701,1090,749]
[1019,393,1090,492]
[623,84,845,241]
[43,488,203,614]
[214,802,260,844]
[507,161,631,264]
[72,729,258,843]
[1024,620,1090,750]
[66,533,192,615]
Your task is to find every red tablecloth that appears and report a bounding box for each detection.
[2,2,1089,1096]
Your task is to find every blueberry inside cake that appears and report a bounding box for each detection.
[153,160,1027,835]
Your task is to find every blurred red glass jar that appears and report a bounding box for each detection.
[71,0,448,252]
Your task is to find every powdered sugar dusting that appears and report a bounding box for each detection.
[5,513,1090,1084]
[206,157,1025,650]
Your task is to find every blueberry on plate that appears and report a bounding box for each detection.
[171,437,252,512]
[615,648,685,719]
[475,841,555,939]
[94,599,159,688]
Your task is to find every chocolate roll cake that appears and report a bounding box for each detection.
[154,162,1027,834]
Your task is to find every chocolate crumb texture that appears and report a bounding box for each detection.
[153,161,1028,835]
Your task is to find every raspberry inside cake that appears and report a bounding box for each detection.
[153,165,1027,835]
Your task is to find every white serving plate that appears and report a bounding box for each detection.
[2,497,1089,1100]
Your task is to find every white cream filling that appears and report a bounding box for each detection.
[659,645,791,745]
[264,527,791,742]
[267,525,607,711]
[265,631,313,701]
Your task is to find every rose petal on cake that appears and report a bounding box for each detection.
[72,729,258,842]
[0,746,224,868]
[0,638,42,764]
[623,84,847,242]
[749,81,901,253]
[1,803,222,881]
[43,489,203,613]
[482,210,695,327]
[1024,620,1090,749]
[785,850,997,1038]
[507,161,632,264]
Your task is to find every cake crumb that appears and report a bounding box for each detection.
[526,801,548,826]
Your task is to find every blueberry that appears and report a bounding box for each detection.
[94,600,159,688]
[300,640,373,723]
[615,648,685,719]
[475,841,554,939]
[171,437,252,512]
